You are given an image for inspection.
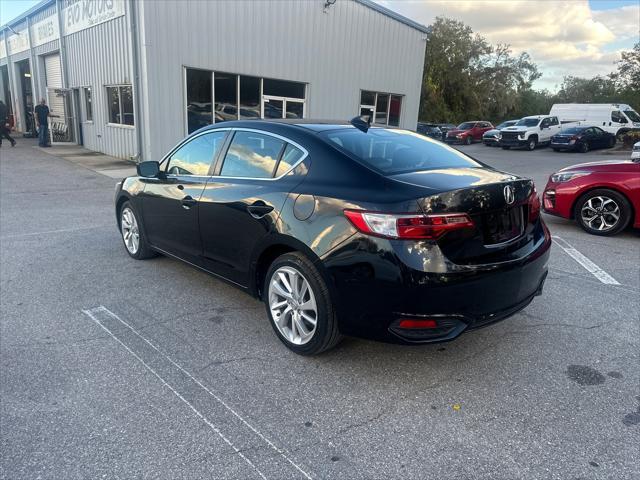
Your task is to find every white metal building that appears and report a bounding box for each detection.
[1,0,427,161]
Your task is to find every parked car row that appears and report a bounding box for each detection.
[418,103,640,154]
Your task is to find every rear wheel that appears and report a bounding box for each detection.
[574,189,631,236]
[553,148,561,152]
[120,201,157,259]
[264,252,342,355]
[579,142,589,153]
[608,137,616,148]
[502,146,511,150]
[527,137,537,151]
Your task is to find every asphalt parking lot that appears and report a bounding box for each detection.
[1,139,638,480]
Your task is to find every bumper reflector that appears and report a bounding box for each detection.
[398,319,438,329]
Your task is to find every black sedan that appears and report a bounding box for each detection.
[115,119,551,355]
[550,126,616,153]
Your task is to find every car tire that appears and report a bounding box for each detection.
[574,189,631,236]
[502,146,510,150]
[608,137,616,148]
[553,148,561,152]
[465,136,472,145]
[119,201,157,259]
[579,142,589,153]
[527,137,537,151]
[264,252,342,355]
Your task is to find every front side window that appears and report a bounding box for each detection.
[457,122,476,130]
[106,85,134,126]
[322,128,481,175]
[220,131,285,178]
[611,111,626,123]
[166,131,227,176]
[83,87,93,121]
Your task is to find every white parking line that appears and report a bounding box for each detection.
[83,305,313,480]
[552,236,620,285]
[0,225,110,239]
[82,307,267,480]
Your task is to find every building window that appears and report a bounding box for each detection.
[359,90,402,127]
[240,75,261,119]
[83,87,93,121]
[186,69,212,134]
[106,85,134,126]
[185,68,306,131]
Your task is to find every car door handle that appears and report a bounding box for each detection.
[181,195,197,209]
[246,201,274,219]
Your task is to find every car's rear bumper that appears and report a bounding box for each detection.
[323,222,552,344]
[550,142,576,151]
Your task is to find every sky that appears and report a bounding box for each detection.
[379,0,640,90]
[2,0,639,91]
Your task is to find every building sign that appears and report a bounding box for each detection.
[6,30,31,55]
[63,0,125,36]
[30,15,60,47]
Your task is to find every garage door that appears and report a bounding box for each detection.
[43,53,73,142]
[44,53,64,117]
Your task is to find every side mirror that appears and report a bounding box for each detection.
[137,161,160,178]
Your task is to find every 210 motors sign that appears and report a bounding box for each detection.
[63,0,125,36]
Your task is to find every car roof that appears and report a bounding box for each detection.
[194,119,399,134]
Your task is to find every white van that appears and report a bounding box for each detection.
[549,104,640,136]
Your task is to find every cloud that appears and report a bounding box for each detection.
[379,0,639,90]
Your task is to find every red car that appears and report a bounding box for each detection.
[445,121,493,145]
[543,159,640,236]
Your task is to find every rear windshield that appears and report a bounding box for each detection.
[320,128,482,175]
[561,127,584,134]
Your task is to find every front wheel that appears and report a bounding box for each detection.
[264,253,342,355]
[502,146,511,150]
[579,142,589,153]
[120,201,157,259]
[527,137,537,151]
[553,148,561,152]
[464,136,472,145]
[574,189,631,236]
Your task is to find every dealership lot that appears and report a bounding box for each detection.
[1,140,638,479]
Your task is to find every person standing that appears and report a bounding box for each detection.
[34,99,51,147]
[0,100,16,147]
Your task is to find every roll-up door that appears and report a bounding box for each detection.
[44,53,64,118]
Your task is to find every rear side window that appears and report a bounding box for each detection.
[321,128,481,175]
[275,144,305,177]
[220,131,285,178]
[166,131,227,176]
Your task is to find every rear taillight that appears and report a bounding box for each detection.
[529,188,540,222]
[344,210,475,240]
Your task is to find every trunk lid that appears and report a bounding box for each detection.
[390,169,537,265]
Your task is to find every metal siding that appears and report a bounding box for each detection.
[30,3,57,23]
[64,16,135,159]
[137,0,426,161]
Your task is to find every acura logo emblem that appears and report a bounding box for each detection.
[503,185,515,205]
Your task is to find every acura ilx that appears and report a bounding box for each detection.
[115,119,551,355]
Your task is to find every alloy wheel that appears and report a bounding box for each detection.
[580,196,620,232]
[268,266,318,345]
[121,207,140,254]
